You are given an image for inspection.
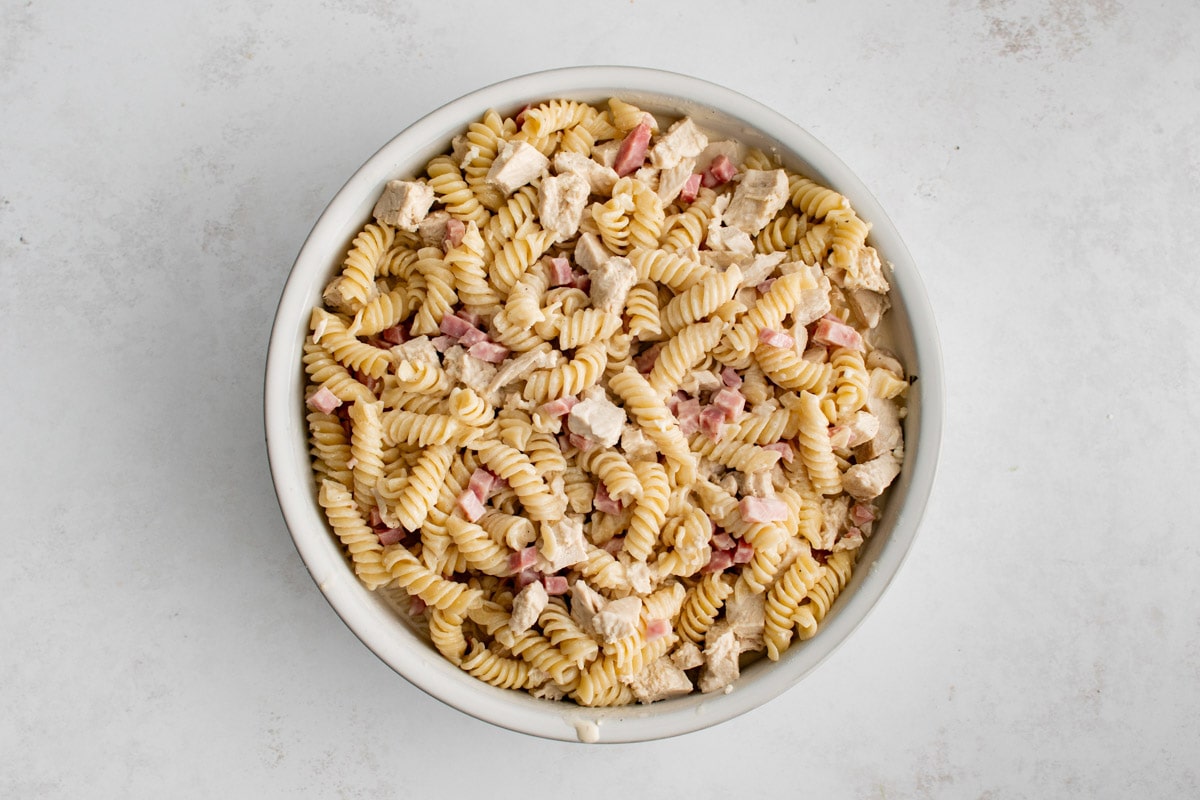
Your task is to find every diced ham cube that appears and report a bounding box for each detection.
[711,532,737,551]
[468,341,510,363]
[456,309,482,326]
[594,482,624,515]
[756,278,777,294]
[758,328,794,349]
[613,120,653,177]
[439,314,475,339]
[702,550,735,573]
[700,405,726,440]
[380,325,406,345]
[634,342,664,374]
[507,546,539,575]
[763,442,793,463]
[542,574,570,595]
[679,173,702,203]
[548,256,574,287]
[721,366,742,388]
[409,596,427,616]
[456,489,486,522]
[443,218,466,250]
[645,618,671,641]
[812,316,864,351]
[850,502,877,527]
[306,386,342,414]
[739,496,789,523]
[571,272,591,292]
[458,327,489,347]
[369,506,385,529]
[666,391,686,416]
[430,335,456,352]
[467,468,497,502]
[732,540,755,564]
[711,387,746,421]
[567,432,596,452]
[677,398,702,436]
[702,154,736,187]
[539,395,579,418]
[378,528,405,546]
[602,536,625,556]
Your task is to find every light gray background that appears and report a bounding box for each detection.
[3,1,1197,797]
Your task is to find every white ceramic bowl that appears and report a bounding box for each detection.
[265,66,943,743]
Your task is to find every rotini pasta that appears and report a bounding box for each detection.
[301,98,909,706]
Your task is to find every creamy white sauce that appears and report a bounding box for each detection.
[573,718,600,744]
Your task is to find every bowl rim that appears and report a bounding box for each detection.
[265,65,944,743]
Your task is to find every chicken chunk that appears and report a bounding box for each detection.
[724,169,789,235]
[487,140,549,195]
[538,173,590,242]
[372,179,435,231]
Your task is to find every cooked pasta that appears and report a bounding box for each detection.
[301,98,910,706]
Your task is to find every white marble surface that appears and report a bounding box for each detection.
[3,0,1198,796]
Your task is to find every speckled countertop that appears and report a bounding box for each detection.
[3,1,1197,797]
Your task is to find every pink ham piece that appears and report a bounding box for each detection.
[567,432,596,452]
[458,327,489,347]
[702,154,736,187]
[456,309,483,327]
[758,328,794,349]
[711,387,746,421]
[677,398,702,436]
[439,313,473,337]
[850,503,878,527]
[812,316,864,351]
[679,173,702,203]
[548,256,574,287]
[380,325,406,345]
[306,386,342,414]
[507,546,538,576]
[739,496,789,523]
[756,278,777,294]
[468,341,510,363]
[613,120,653,177]
[571,272,591,292]
[732,540,755,564]
[602,536,625,556]
[442,218,466,250]
[594,482,624,515]
[634,342,664,374]
[467,468,498,501]
[721,366,742,388]
[763,442,794,463]
[645,618,671,641]
[711,532,737,551]
[409,596,428,616]
[369,507,385,529]
[702,549,735,573]
[539,396,578,418]
[542,574,570,595]
[456,488,486,522]
[699,405,726,440]
[430,335,456,353]
[377,528,405,547]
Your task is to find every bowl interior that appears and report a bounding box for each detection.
[265,66,943,743]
